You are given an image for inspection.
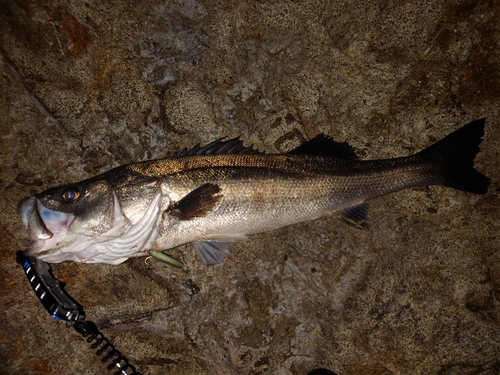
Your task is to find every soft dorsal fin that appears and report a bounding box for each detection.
[174,137,261,156]
[288,134,357,159]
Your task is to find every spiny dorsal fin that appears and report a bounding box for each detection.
[167,183,222,220]
[288,134,357,159]
[174,137,261,156]
[338,202,369,229]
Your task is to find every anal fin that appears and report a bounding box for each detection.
[338,202,370,229]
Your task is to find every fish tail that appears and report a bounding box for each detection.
[417,118,491,194]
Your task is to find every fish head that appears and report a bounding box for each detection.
[18,178,121,263]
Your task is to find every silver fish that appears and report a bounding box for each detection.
[18,119,491,265]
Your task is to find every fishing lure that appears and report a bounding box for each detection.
[148,249,184,268]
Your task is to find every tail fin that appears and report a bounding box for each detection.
[417,119,491,194]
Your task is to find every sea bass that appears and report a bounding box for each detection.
[19,119,491,265]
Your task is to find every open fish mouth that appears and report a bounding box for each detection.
[18,197,74,255]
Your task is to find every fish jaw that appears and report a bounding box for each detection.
[18,196,75,257]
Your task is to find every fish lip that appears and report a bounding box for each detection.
[18,197,54,241]
[18,196,35,228]
[18,197,77,256]
[24,239,48,256]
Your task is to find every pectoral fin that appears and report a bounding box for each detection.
[338,202,370,229]
[168,183,222,220]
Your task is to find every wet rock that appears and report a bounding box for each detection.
[1,1,499,374]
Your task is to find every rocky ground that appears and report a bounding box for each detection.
[1,1,499,374]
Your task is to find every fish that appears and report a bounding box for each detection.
[18,119,491,265]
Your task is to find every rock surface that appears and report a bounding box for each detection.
[1,1,499,374]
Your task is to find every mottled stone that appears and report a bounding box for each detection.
[1,1,499,374]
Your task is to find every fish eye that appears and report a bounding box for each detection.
[61,188,80,203]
